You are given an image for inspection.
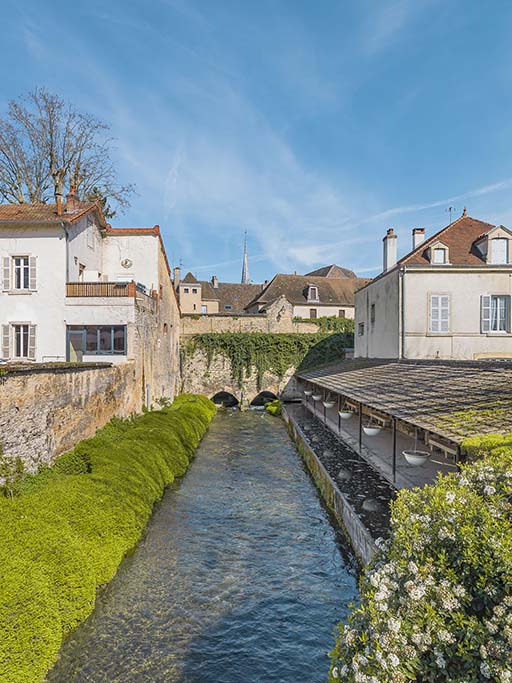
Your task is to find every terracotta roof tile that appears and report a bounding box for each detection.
[0,201,100,224]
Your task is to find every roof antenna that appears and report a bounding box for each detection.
[446,206,456,224]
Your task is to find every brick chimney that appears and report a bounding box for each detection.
[383,227,397,272]
[412,227,425,250]
[173,266,180,288]
[211,275,219,288]
[66,185,80,211]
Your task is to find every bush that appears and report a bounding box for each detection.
[265,399,282,416]
[0,394,216,683]
[330,436,512,683]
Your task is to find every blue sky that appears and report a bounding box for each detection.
[2,0,512,282]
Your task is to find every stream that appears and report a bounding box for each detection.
[47,410,358,683]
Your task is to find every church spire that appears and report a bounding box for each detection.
[241,230,250,284]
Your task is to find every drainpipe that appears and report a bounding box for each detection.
[399,266,406,359]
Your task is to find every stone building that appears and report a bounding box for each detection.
[355,210,512,360]
[0,193,180,405]
[175,269,264,314]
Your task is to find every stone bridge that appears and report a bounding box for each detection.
[180,347,301,408]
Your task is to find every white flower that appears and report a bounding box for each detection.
[445,491,456,503]
[483,485,496,496]
[480,661,491,679]
[388,653,400,667]
[331,666,339,679]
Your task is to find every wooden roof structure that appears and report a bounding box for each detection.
[297,359,512,445]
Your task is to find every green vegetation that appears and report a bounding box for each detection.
[0,394,215,683]
[265,399,282,416]
[330,434,512,683]
[293,315,355,336]
[185,332,349,389]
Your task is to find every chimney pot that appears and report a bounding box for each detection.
[212,275,219,288]
[382,226,398,273]
[66,185,79,211]
[412,227,425,250]
[173,266,181,288]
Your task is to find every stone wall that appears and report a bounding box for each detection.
[180,347,301,404]
[181,296,319,336]
[0,362,139,471]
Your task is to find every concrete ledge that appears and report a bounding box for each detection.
[0,362,113,377]
[283,405,377,566]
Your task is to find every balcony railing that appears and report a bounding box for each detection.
[66,282,137,298]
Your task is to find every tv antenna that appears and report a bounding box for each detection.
[446,206,456,224]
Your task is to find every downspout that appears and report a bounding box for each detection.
[399,266,406,359]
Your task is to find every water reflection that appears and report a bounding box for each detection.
[48,411,358,683]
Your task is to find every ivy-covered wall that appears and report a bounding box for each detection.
[181,332,350,402]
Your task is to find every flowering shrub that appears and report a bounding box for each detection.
[330,438,512,683]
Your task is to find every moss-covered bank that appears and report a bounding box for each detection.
[0,394,216,683]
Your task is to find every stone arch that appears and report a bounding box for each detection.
[211,391,239,408]
[250,390,278,407]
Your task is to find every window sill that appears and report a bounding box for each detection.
[6,290,34,295]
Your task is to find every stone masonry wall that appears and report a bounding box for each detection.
[0,362,139,471]
[180,347,301,405]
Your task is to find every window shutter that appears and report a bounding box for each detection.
[430,295,439,332]
[481,295,491,333]
[2,257,10,291]
[440,295,449,333]
[29,256,37,291]
[1,325,10,359]
[28,325,36,360]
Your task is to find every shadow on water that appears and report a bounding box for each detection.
[47,411,358,683]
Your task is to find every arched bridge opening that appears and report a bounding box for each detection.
[250,391,278,407]
[211,391,239,408]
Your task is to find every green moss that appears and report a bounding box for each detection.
[0,394,216,683]
[293,315,355,335]
[184,332,349,389]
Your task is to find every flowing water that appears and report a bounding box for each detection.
[48,410,358,683]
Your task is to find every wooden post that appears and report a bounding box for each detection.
[337,395,341,434]
[358,402,363,452]
[392,417,397,485]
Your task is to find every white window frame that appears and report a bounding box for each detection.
[2,322,36,360]
[490,238,509,265]
[481,294,511,333]
[432,247,447,264]
[13,256,30,290]
[429,294,450,334]
[307,285,319,302]
[2,255,37,292]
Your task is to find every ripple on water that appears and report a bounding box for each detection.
[47,411,358,683]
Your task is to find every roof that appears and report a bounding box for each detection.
[213,282,263,311]
[246,273,371,309]
[182,272,199,284]
[0,201,103,225]
[298,358,512,444]
[399,214,496,267]
[305,264,357,279]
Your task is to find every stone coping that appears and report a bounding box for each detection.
[0,362,113,376]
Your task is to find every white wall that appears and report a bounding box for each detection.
[67,215,104,280]
[355,271,400,358]
[293,304,355,318]
[103,234,158,291]
[1,224,68,361]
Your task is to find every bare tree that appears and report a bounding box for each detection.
[0,88,134,216]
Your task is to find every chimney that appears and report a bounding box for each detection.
[66,185,79,211]
[173,266,180,288]
[412,227,425,250]
[211,275,219,288]
[55,191,64,216]
[383,227,397,272]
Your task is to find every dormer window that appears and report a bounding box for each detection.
[432,247,447,264]
[307,285,319,302]
[490,237,509,264]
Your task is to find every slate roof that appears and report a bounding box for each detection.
[246,273,370,309]
[0,201,101,225]
[182,272,199,284]
[399,214,497,267]
[198,280,263,312]
[305,264,357,279]
[298,358,512,444]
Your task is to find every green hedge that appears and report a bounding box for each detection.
[330,435,512,683]
[0,394,216,683]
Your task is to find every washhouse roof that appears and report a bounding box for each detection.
[298,358,512,444]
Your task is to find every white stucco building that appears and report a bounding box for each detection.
[355,211,512,360]
[0,193,180,402]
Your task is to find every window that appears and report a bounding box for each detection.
[78,263,86,281]
[2,255,36,291]
[192,288,198,294]
[183,287,189,294]
[432,248,447,264]
[1,323,36,360]
[429,295,450,333]
[201,305,207,314]
[491,238,509,264]
[481,295,510,333]
[307,285,319,302]
[358,322,365,336]
[338,309,346,318]
[224,304,233,310]
[309,308,317,319]
[163,323,168,333]
[68,325,127,355]
[370,304,376,326]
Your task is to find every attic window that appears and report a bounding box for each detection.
[307,285,319,302]
[432,247,447,264]
[490,238,509,264]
